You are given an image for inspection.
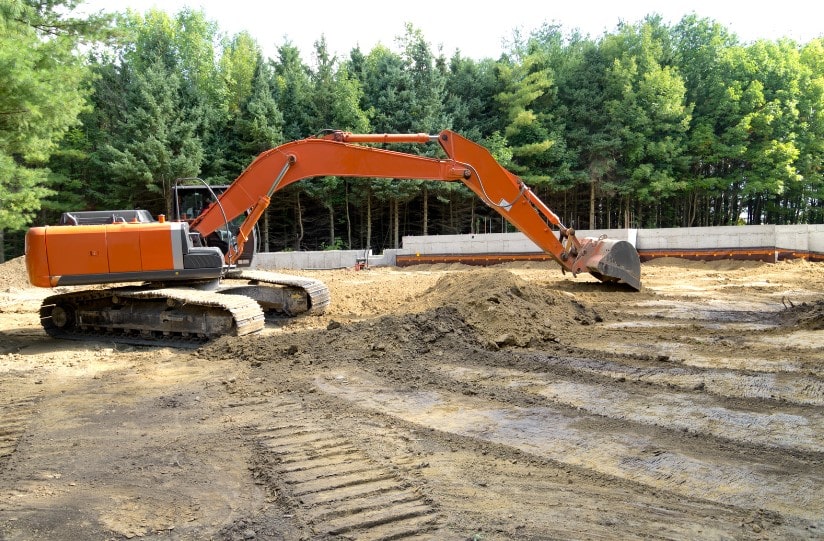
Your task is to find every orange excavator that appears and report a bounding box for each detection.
[25,130,642,346]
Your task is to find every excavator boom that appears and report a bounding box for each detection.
[192,130,641,290]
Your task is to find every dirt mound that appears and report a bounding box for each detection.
[0,257,30,290]
[204,269,602,365]
[778,299,824,330]
[416,268,602,347]
[203,305,475,369]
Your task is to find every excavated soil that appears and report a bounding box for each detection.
[1,255,823,540]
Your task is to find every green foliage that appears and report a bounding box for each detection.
[79,9,217,213]
[4,6,823,260]
[219,53,284,180]
[320,237,346,251]
[273,42,313,140]
[300,37,371,246]
[219,31,259,116]
[445,55,503,140]
[495,26,575,189]
[0,0,111,231]
[602,18,691,204]
[0,154,53,229]
[794,39,824,223]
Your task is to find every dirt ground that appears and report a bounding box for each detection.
[0,255,822,540]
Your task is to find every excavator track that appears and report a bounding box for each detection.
[221,270,330,316]
[39,287,265,348]
[37,271,329,347]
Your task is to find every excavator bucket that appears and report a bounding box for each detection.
[577,237,642,291]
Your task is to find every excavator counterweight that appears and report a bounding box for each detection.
[25,129,641,346]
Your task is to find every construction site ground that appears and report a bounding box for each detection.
[0,256,822,540]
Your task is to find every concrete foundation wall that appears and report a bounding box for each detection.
[638,224,823,256]
[637,225,771,251]
[810,225,824,253]
[252,225,823,269]
[253,250,369,270]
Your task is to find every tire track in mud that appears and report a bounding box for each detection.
[245,396,444,540]
[0,398,36,464]
[0,374,38,468]
[313,365,824,525]
[432,362,824,453]
[591,290,823,373]
[520,352,824,406]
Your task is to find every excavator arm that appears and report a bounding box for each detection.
[191,130,641,290]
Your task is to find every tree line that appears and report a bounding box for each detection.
[1,0,822,260]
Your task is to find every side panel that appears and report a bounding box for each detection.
[107,223,144,272]
[139,222,181,271]
[42,225,110,276]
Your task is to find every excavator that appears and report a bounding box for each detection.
[25,130,642,346]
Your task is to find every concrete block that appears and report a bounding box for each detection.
[501,233,542,253]
[637,228,678,250]
[253,249,370,270]
[776,225,809,251]
[809,225,824,253]
[372,250,397,267]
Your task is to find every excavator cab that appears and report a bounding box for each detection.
[171,183,256,268]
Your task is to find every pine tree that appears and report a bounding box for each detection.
[0,0,111,259]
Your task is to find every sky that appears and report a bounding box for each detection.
[80,0,823,62]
